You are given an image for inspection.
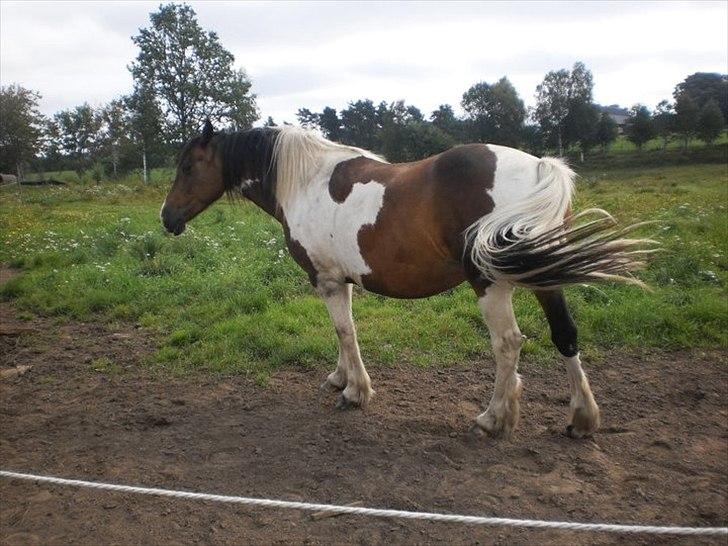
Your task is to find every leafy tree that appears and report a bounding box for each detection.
[624,105,656,150]
[565,101,600,159]
[652,100,674,151]
[127,87,166,182]
[461,77,525,146]
[264,116,276,127]
[339,99,380,149]
[375,100,453,160]
[534,62,593,155]
[296,108,319,128]
[52,104,104,175]
[0,85,45,178]
[318,107,341,141]
[430,104,465,142]
[674,72,728,121]
[674,93,699,151]
[594,112,618,153]
[521,121,545,155]
[129,3,258,143]
[99,99,131,177]
[381,120,455,162]
[696,99,725,145]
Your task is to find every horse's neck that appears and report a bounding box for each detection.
[241,179,279,219]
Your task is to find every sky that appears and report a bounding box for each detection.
[1,1,726,125]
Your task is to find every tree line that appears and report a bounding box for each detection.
[1,2,726,180]
[296,68,727,163]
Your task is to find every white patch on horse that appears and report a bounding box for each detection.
[283,162,386,284]
[486,144,541,207]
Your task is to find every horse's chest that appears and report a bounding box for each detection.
[284,181,387,283]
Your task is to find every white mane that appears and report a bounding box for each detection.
[271,126,384,209]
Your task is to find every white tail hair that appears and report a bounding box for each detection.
[465,157,658,288]
[271,126,383,209]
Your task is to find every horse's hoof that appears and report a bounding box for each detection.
[336,393,359,410]
[467,423,486,439]
[565,424,593,439]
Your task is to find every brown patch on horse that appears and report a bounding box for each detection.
[329,144,497,298]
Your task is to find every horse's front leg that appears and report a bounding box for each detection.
[317,280,373,409]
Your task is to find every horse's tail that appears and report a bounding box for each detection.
[465,156,658,288]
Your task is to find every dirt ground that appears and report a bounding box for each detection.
[0,292,726,545]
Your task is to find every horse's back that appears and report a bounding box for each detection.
[328,144,531,297]
[298,143,541,298]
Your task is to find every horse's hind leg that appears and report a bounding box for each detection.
[473,283,524,437]
[534,289,600,438]
[317,280,373,408]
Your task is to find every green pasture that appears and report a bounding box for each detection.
[1,160,726,380]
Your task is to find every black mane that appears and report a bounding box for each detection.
[215,127,280,198]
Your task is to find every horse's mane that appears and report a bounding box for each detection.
[272,126,384,208]
[204,126,384,207]
[217,127,280,199]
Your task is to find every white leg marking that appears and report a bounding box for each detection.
[564,353,600,438]
[318,281,373,407]
[475,283,524,437]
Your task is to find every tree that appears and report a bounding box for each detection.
[318,107,341,141]
[624,105,656,151]
[674,93,699,151]
[461,77,525,146]
[52,103,104,175]
[263,116,276,127]
[296,108,319,128]
[0,85,44,178]
[129,3,258,143]
[652,100,674,151]
[375,100,453,161]
[565,101,600,159]
[381,121,455,162]
[674,72,728,122]
[339,99,380,149]
[127,87,165,182]
[521,121,545,155]
[430,104,465,142]
[99,99,131,177]
[594,112,618,153]
[696,99,725,145]
[534,62,594,155]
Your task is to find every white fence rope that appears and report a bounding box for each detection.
[1,470,726,536]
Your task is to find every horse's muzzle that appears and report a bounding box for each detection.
[161,204,186,236]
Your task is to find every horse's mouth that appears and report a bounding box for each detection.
[170,222,186,236]
[162,218,186,236]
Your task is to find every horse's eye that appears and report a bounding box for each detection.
[182,164,192,175]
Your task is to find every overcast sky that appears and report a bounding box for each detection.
[1,1,726,125]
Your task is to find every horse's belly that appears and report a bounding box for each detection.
[360,260,466,298]
[356,227,467,297]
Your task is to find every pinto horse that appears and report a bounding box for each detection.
[161,120,653,439]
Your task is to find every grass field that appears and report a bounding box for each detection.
[1,160,726,380]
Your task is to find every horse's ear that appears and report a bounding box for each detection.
[201,118,214,146]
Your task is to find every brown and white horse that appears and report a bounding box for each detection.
[161,121,654,439]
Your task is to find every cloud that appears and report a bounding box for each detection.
[1,0,726,124]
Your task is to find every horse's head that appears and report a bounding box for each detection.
[161,119,225,235]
